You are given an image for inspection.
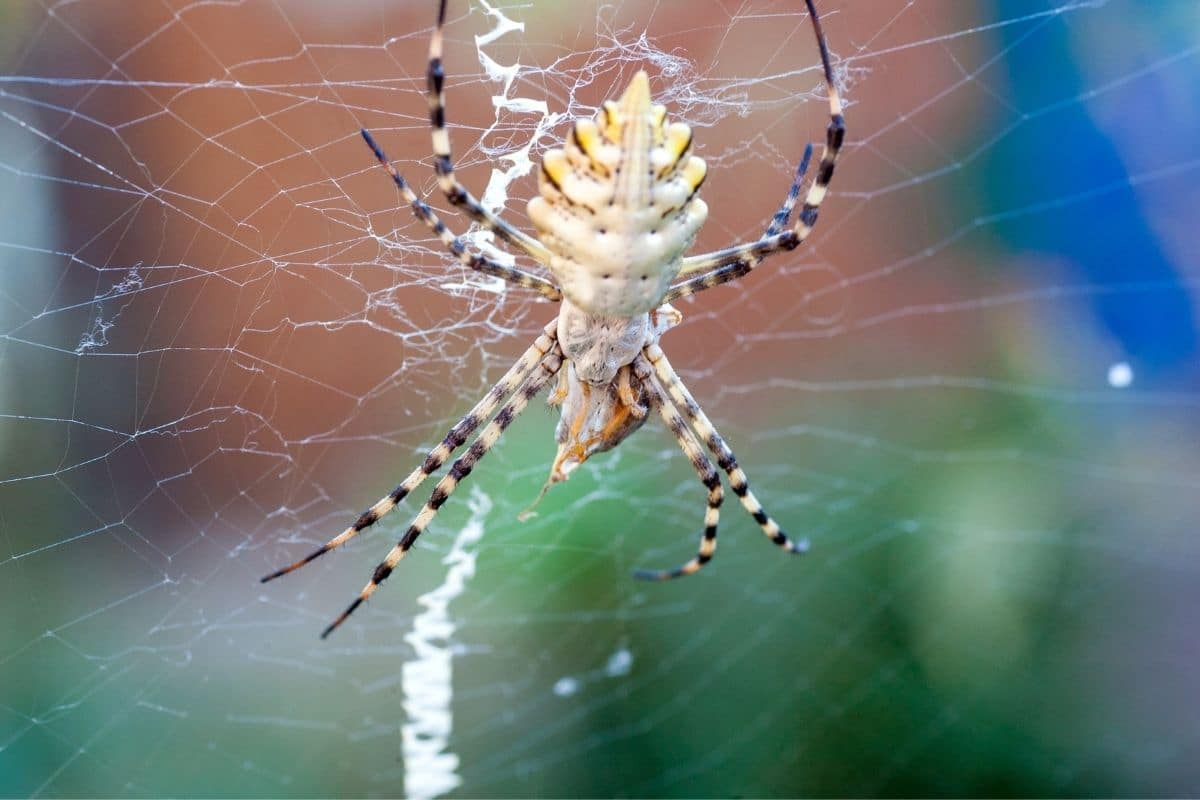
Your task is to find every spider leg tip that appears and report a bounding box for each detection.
[632,566,689,582]
[791,538,812,554]
[360,128,387,162]
[259,568,286,584]
[320,615,345,640]
[321,596,367,640]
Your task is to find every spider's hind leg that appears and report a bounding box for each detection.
[261,320,559,584]
[644,344,810,556]
[630,356,723,581]
[320,345,565,639]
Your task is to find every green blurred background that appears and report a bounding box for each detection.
[2,0,1198,796]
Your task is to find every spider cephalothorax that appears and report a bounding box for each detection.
[262,0,845,638]
[547,304,681,484]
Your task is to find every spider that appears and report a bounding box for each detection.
[262,0,845,638]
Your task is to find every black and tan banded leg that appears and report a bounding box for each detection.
[667,0,844,302]
[765,141,814,237]
[360,129,561,301]
[630,356,723,581]
[677,142,812,280]
[644,344,810,556]
[426,0,553,263]
[320,346,565,638]
[261,320,559,584]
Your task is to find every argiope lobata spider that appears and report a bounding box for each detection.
[262,0,845,638]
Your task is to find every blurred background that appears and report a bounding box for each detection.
[1,0,1198,796]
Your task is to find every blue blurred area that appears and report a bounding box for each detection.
[985,1,1196,372]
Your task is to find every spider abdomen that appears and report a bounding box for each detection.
[528,71,709,317]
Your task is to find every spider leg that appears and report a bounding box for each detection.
[617,365,647,419]
[630,356,723,581]
[426,0,553,263]
[360,129,562,301]
[320,346,565,639]
[644,344,810,556]
[668,0,844,301]
[261,320,559,584]
[677,143,812,279]
[765,142,815,238]
[547,365,569,407]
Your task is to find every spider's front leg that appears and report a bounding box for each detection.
[424,0,554,265]
[666,0,844,303]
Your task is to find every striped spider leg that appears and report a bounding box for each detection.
[766,141,815,238]
[359,0,562,300]
[530,303,801,581]
[265,302,664,638]
[643,344,809,557]
[628,353,724,581]
[315,344,564,639]
[260,323,557,582]
[360,130,560,300]
[361,0,562,298]
[423,0,553,264]
[665,0,844,304]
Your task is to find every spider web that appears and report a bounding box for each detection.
[2,0,1199,796]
